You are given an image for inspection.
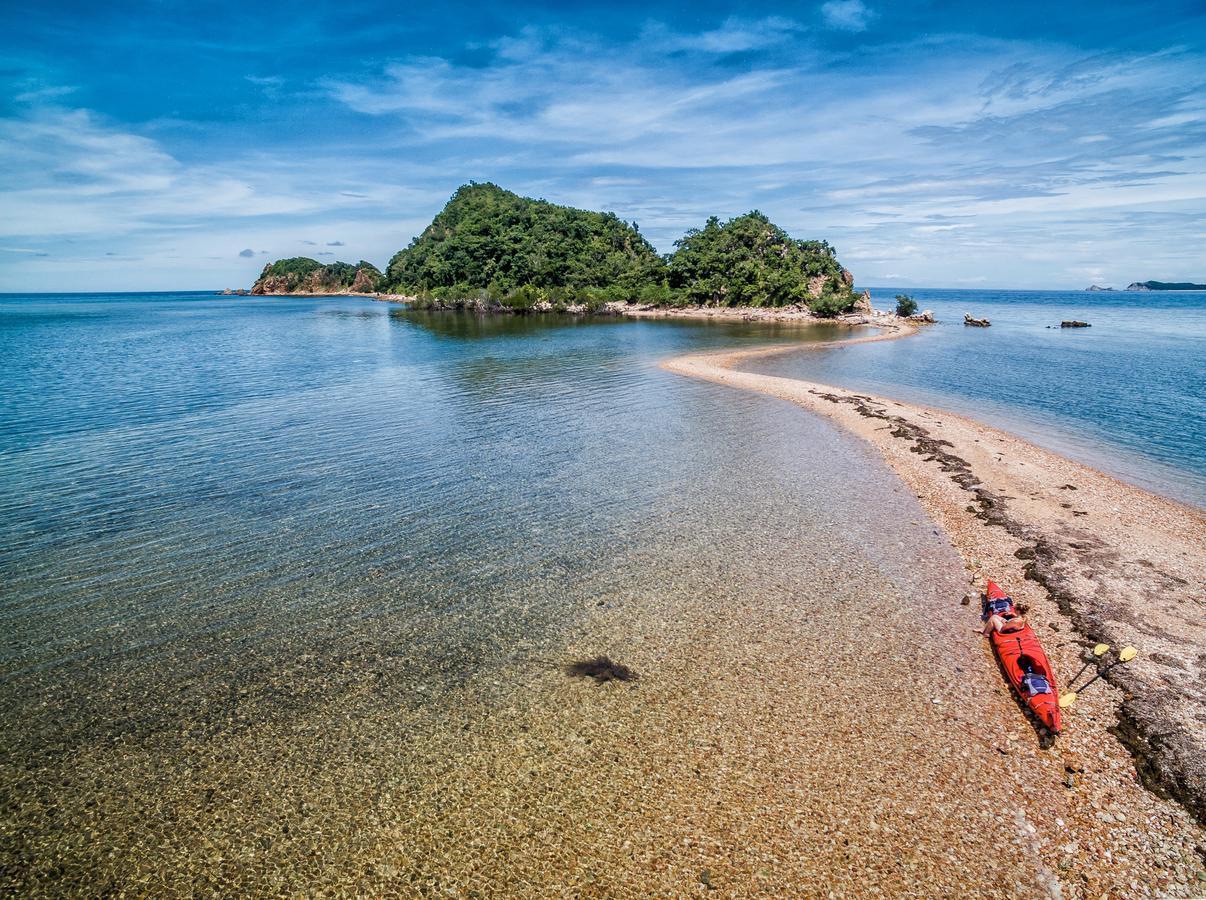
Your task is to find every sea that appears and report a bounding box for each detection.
[765,287,1206,507]
[0,287,1201,889]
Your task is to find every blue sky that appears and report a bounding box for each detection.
[1,0,1204,291]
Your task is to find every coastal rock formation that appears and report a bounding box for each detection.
[1086,285,1115,291]
[907,309,935,324]
[1060,320,1091,328]
[964,313,991,327]
[851,289,873,314]
[251,258,384,295]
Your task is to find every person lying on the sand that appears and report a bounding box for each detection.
[982,611,1027,636]
[980,594,1025,636]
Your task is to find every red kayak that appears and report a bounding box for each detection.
[983,580,1061,735]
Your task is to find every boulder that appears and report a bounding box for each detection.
[908,309,935,324]
[963,313,991,327]
[852,289,873,314]
[1060,320,1091,328]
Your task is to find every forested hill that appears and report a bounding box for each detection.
[384,183,664,298]
[251,258,383,295]
[253,183,859,315]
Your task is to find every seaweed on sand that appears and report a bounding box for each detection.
[566,655,638,683]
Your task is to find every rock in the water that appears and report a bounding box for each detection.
[963,313,991,327]
[908,309,935,324]
[1060,320,1091,328]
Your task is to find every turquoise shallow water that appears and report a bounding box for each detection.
[754,288,1206,507]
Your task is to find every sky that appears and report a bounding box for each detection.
[1,0,1204,291]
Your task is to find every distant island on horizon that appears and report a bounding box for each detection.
[1087,281,1206,291]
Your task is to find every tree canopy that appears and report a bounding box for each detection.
[384,182,664,297]
[253,258,382,294]
[667,212,851,310]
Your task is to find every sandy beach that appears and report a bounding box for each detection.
[661,327,1206,892]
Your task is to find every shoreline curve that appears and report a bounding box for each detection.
[662,325,1206,828]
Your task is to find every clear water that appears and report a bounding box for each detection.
[2,292,969,890]
[752,288,1206,507]
[0,289,1199,890]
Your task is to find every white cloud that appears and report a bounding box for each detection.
[821,1,875,32]
[0,106,388,240]
[4,20,1204,290]
[641,17,804,54]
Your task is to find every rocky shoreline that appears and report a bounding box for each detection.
[246,291,926,327]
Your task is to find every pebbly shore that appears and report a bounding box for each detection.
[663,327,1206,895]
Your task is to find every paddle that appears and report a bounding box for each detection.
[1059,647,1137,707]
[1067,643,1111,688]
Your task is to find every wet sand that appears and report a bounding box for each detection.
[664,331,1206,895]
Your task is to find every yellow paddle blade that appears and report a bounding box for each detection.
[1059,691,1078,708]
[1119,646,1137,662]
[1093,643,1110,657]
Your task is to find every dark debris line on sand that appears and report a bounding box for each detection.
[809,389,1206,827]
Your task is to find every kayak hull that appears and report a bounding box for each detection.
[985,581,1062,735]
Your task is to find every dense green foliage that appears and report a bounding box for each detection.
[895,294,918,317]
[264,257,323,279]
[255,258,383,293]
[258,184,857,312]
[667,212,853,312]
[385,183,664,301]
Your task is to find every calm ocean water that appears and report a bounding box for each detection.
[1,291,966,890]
[756,287,1206,507]
[0,288,1199,888]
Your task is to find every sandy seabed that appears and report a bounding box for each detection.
[4,314,1203,897]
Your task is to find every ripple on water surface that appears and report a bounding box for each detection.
[0,296,1013,891]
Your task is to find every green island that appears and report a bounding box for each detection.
[1125,280,1206,291]
[251,183,861,316]
[252,258,383,295]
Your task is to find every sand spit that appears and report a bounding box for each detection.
[664,331,1206,891]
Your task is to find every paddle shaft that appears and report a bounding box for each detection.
[1068,660,1096,687]
[1070,662,1121,696]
